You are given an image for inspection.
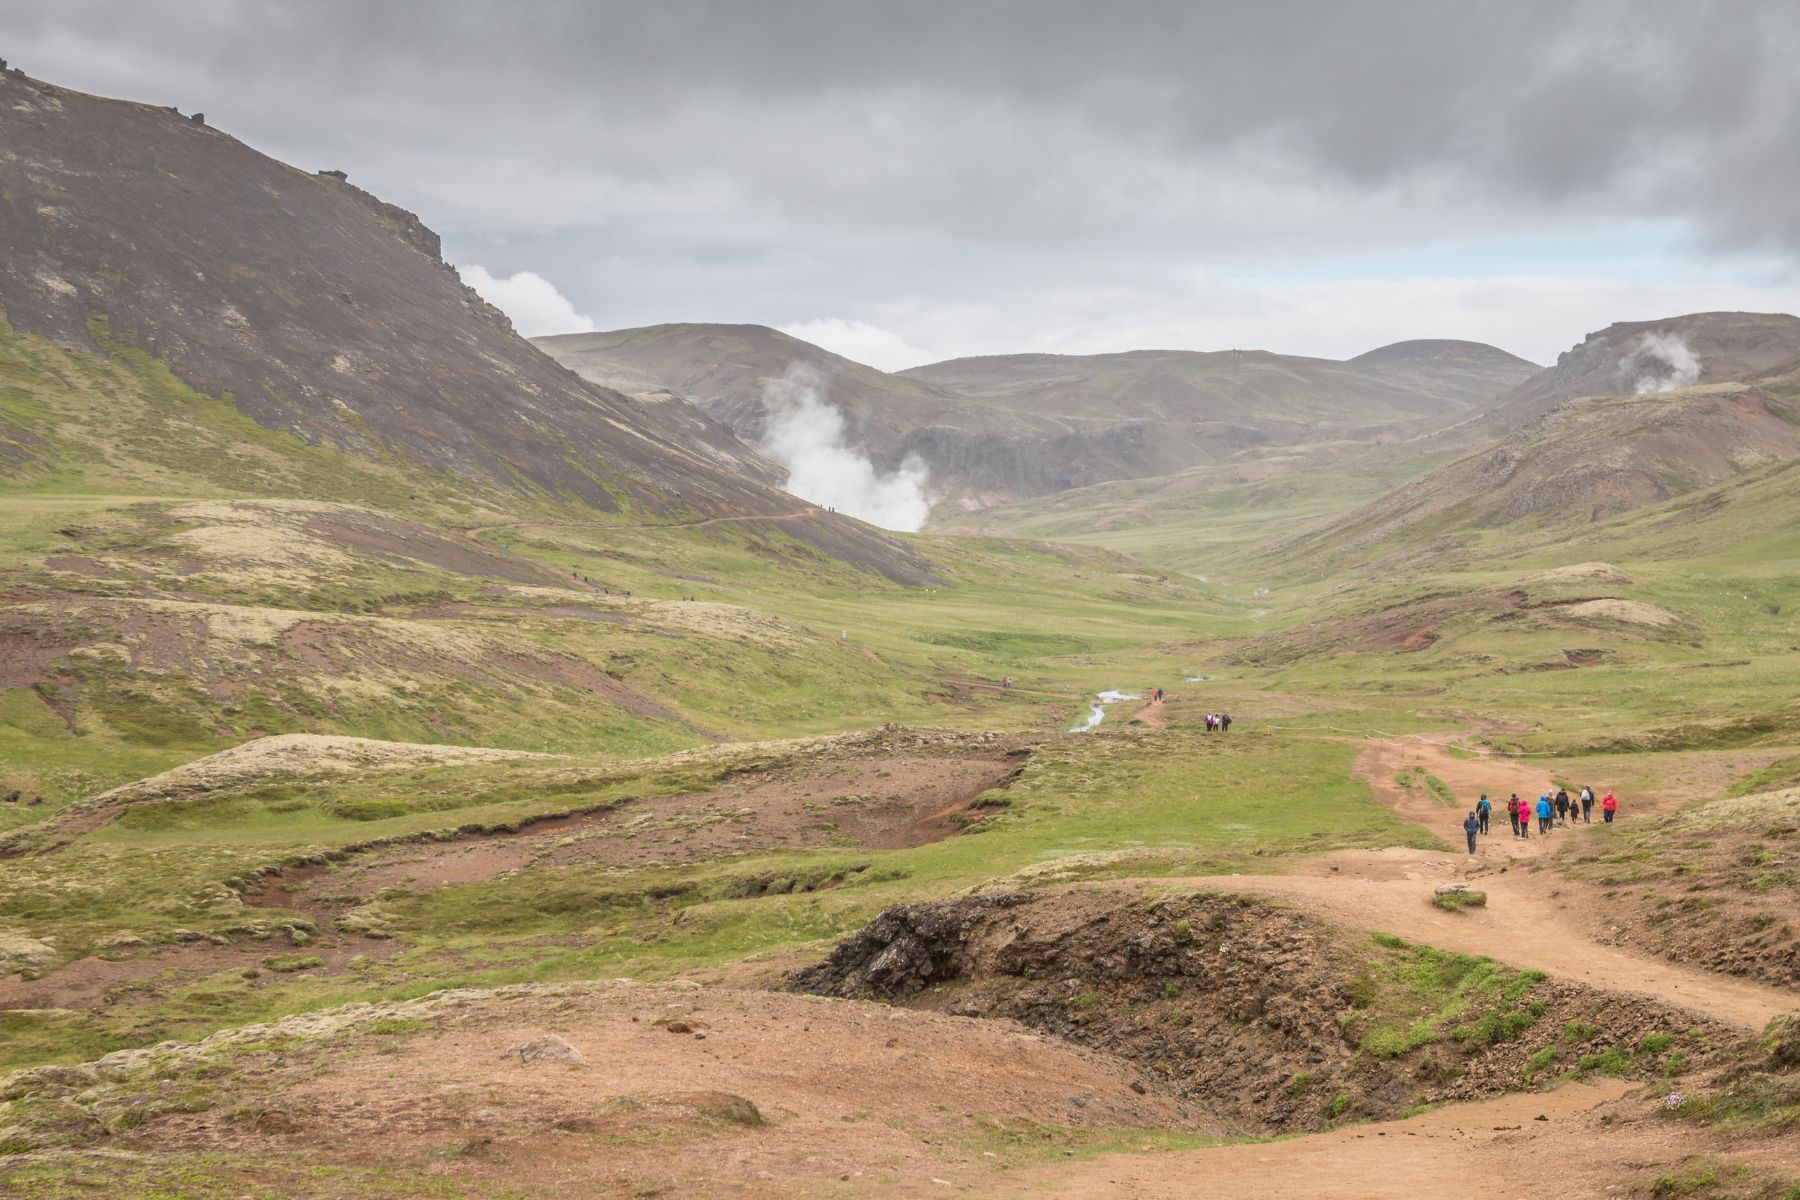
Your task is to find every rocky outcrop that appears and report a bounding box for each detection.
[792,889,1738,1133]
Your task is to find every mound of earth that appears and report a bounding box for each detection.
[1556,598,1683,630]
[1522,562,1634,589]
[1563,786,1800,989]
[0,981,1204,1196]
[83,734,551,813]
[790,888,1733,1133]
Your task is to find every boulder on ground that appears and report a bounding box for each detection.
[505,1034,587,1066]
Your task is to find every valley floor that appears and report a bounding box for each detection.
[2,707,1796,1198]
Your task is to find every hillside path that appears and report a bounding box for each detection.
[1000,1081,1649,1199]
[463,508,823,540]
[1166,740,1794,1030]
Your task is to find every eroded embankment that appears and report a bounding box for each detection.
[791,889,1737,1134]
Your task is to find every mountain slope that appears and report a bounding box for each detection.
[0,73,795,521]
[1267,381,1800,573]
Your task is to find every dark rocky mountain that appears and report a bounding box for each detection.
[537,326,1538,514]
[1460,312,1800,436]
[0,72,904,544]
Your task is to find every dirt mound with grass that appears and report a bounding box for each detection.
[1556,598,1683,630]
[791,888,1736,1133]
[1563,786,1800,989]
[8,735,553,844]
[1523,562,1634,589]
[0,981,1203,1196]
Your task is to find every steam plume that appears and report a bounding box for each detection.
[1621,332,1702,394]
[757,365,932,532]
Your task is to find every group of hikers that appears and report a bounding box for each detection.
[1204,711,1231,732]
[1462,785,1619,854]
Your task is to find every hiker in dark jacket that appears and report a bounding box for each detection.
[1476,794,1491,834]
[1555,788,1571,826]
[1580,786,1594,823]
[1462,811,1480,856]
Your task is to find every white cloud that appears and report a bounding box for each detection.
[456,265,594,337]
[779,318,933,372]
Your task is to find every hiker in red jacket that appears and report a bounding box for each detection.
[1601,790,1619,823]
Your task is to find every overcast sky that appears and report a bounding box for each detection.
[8,0,1800,369]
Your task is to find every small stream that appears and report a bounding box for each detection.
[1068,689,1140,733]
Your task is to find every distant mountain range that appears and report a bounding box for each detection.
[536,326,1540,513]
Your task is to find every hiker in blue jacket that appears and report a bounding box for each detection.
[1535,793,1553,834]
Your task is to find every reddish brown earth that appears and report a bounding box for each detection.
[90,984,1208,1197]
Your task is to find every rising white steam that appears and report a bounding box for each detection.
[757,365,932,532]
[1621,332,1702,394]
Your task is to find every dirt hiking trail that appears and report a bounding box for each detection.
[1001,1081,1646,1199]
[1170,739,1794,1029]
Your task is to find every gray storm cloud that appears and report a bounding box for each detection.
[1621,332,1703,394]
[756,366,931,532]
[10,2,1800,361]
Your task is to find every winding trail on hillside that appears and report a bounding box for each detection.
[1165,739,1794,1030]
[463,508,824,541]
[1002,1080,1642,1199]
[1016,737,1797,1198]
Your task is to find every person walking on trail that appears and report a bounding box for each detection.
[1580,785,1594,824]
[1506,794,1521,837]
[1555,787,1571,826]
[1476,793,1491,835]
[1462,810,1481,856]
[1602,790,1619,823]
[1536,794,1554,834]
